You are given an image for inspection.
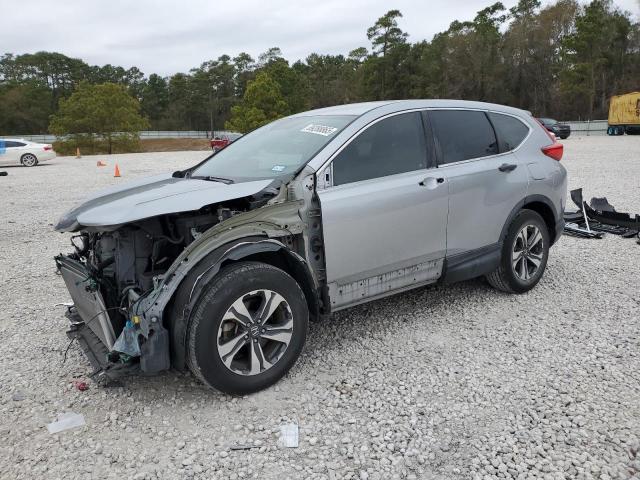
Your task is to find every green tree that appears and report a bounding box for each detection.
[562,0,635,119]
[49,82,149,154]
[225,72,288,133]
[0,82,53,134]
[365,10,410,99]
[140,74,169,128]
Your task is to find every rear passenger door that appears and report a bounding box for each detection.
[427,109,530,257]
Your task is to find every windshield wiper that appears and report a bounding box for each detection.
[190,175,234,184]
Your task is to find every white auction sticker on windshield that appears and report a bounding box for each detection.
[271,165,286,172]
[300,124,338,136]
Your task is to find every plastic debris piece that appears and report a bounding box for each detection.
[47,412,86,434]
[278,423,299,448]
[230,444,259,451]
[113,320,141,357]
[73,380,89,391]
[11,391,26,401]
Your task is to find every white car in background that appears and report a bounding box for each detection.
[0,138,56,167]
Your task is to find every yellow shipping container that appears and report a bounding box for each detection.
[608,92,640,135]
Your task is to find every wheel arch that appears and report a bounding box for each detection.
[501,195,561,246]
[165,237,319,371]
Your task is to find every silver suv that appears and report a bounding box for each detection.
[55,100,567,394]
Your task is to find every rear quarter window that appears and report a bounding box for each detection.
[488,113,530,152]
[430,110,498,164]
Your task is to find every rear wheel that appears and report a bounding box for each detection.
[186,261,308,394]
[21,153,38,167]
[486,210,550,293]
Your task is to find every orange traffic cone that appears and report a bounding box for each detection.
[97,160,107,167]
[76,147,81,158]
[114,164,121,177]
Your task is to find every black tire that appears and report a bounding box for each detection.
[20,153,38,167]
[186,261,308,394]
[486,209,550,294]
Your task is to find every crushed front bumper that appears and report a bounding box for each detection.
[56,255,117,349]
[55,254,170,382]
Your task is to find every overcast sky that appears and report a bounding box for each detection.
[2,0,638,76]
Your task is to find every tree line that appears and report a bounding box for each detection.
[1,0,638,135]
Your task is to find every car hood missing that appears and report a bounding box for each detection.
[55,173,273,232]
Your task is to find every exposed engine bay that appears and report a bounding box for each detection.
[55,187,283,383]
[77,202,249,297]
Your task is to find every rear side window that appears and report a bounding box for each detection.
[4,141,25,148]
[332,112,427,186]
[430,110,498,164]
[488,113,529,152]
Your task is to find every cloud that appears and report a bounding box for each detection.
[1,0,638,76]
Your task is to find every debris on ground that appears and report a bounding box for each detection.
[564,188,640,241]
[72,379,89,391]
[11,391,26,401]
[47,412,86,434]
[229,444,260,451]
[278,424,299,448]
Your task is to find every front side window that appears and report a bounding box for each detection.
[191,115,354,182]
[332,112,427,186]
[488,113,529,152]
[430,110,498,164]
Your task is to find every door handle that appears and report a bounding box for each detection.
[419,177,445,187]
[498,163,518,172]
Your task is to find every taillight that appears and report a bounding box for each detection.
[43,145,52,151]
[541,143,563,161]
[533,116,563,161]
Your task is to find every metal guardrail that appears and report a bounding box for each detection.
[562,120,608,136]
[5,131,234,143]
[6,122,610,143]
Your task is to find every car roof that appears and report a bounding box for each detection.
[292,99,529,118]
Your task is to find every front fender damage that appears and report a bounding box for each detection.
[130,196,310,374]
[56,168,322,383]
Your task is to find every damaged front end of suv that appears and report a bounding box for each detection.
[55,169,323,384]
[53,116,343,387]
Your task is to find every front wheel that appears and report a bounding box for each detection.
[186,261,309,394]
[486,210,550,293]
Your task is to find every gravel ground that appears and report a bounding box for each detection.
[1,137,639,480]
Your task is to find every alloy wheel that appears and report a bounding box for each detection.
[216,289,294,376]
[22,154,37,167]
[511,224,545,281]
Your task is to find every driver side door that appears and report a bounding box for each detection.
[316,111,449,310]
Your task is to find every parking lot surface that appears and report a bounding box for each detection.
[1,137,639,480]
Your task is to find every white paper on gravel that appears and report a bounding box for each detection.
[47,412,86,434]
[279,423,299,448]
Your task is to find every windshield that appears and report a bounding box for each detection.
[191,115,355,181]
[540,118,557,125]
